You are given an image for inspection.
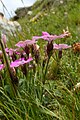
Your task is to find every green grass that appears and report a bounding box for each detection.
[18,0,80,40]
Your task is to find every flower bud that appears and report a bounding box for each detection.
[58,49,62,59]
[47,41,53,57]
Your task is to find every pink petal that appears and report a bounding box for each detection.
[0,64,5,70]
[5,48,9,53]
[53,43,71,49]
[53,43,59,49]
[15,41,25,47]
[15,40,36,48]
[25,39,36,45]
[10,60,20,68]
[42,32,50,36]
[59,44,71,49]
[25,57,33,63]
[10,57,33,68]
[32,36,42,40]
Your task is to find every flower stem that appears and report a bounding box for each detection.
[43,57,50,84]
[41,57,50,102]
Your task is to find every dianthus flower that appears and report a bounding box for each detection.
[10,57,33,68]
[33,31,69,42]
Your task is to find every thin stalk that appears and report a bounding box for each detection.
[41,57,50,102]
[0,33,17,97]
[43,57,50,84]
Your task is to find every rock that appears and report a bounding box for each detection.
[0,12,21,36]
[15,6,32,18]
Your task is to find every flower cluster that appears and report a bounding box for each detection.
[0,30,72,89]
[0,31,71,71]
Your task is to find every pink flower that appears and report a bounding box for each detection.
[53,43,71,50]
[15,40,36,56]
[5,48,19,56]
[15,39,36,48]
[10,57,33,68]
[33,31,69,42]
[53,43,71,59]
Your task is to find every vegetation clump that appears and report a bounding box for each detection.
[0,0,80,120]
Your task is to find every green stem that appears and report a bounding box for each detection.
[0,33,17,97]
[41,57,50,102]
[43,57,50,84]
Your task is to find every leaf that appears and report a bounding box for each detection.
[40,104,61,119]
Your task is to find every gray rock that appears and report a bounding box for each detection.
[0,12,21,36]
